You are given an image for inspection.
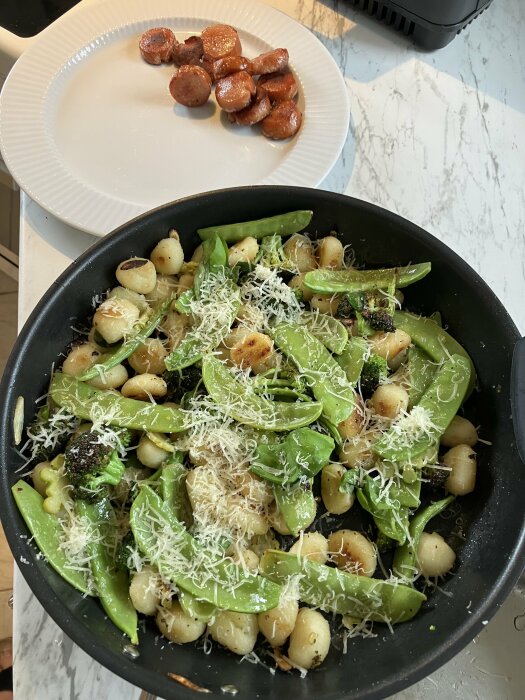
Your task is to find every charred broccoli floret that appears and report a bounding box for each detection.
[163,364,203,404]
[362,309,395,332]
[256,234,296,272]
[335,294,356,320]
[64,431,127,495]
[25,404,79,464]
[115,531,135,570]
[359,354,388,396]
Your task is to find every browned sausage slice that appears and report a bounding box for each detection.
[261,100,302,140]
[258,71,298,103]
[201,24,242,61]
[215,71,256,112]
[169,65,212,107]
[251,48,289,76]
[139,28,177,65]
[173,36,203,66]
[213,56,253,80]
[230,92,272,126]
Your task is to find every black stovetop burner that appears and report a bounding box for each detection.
[1,0,81,38]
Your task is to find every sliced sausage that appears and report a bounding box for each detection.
[251,48,289,76]
[261,100,302,140]
[230,92,271,126]
[213,56,253,80]
[169,65,212,107]
[258,71,298,103]
[215,71,256,112]
[173,35,203,66]
[201,24,242,61]
[139,28,177,65]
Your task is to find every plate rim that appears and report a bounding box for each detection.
[0,0,350,236]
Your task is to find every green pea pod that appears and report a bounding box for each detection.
[201,355,323,431]
[373,354,471,463]
[393,495,455,580]
[160,460,193,529]
[336,337,368,385]
[164,279,240,371]
[50,373,186,433]
[174,289,194,314]
[357,481,410,544]
[301,312,348,355]
[406,346,436,409]
[273,480,316,536]
[273,323,355,425]
[394,311,476,394]
[255,234,296,271]
[76,499,138,644]
[303,263,431,294]
[388,478,421,509]
[130,486,281,612]
[197,210,313,242]
[194,234,229,293]
[178,588,216,623]
[11,480,92,595]
[285,428,334,478]
[78,297,174,381]
[260,550,426,623]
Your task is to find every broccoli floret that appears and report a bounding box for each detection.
[360,354,388,396]
[64,431,126,495]
[362,309,395,332]
[115,531,135,570]
[25,405,79,464]
[256,234,296,272]
[335,295,357,320]
[163,364,203,404]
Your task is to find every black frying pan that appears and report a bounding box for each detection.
[1,187,524,699]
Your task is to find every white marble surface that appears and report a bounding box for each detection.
[9,0,525,698]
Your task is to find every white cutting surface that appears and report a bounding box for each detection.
[10,0,525,698]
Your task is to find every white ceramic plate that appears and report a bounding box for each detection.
[0,0,349,236]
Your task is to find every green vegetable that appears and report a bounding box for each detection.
[406,346,436,409]
[273,323,355,425]
[394,311,475,393]
[336,337,368,385]
[273,480,316,536]
[338,468,360,496]
[77,499,138,643]
[78,297,173,381]
[178,588,216,622]
[357,478,410,544]
[260,550,426,623]
[303,263,431,294]
[160,458,193,528]
[50,372,186,433]
[393,495,455,580]
[255,234,295,271]
[130,486,281,613]
[251,428,334,484]
[11,480,91,595]
[201,355,323,431]
[64,431,126,495]
[197,211,313,242]
[373,354,471,463]
[302,311,348,355]
[38,454,72,515]
[360,354,388,395]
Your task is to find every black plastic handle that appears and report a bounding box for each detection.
[511,337,525,463]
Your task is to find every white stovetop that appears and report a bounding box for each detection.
[9,0,525,698]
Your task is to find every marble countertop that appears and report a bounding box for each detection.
[10,0,525,697]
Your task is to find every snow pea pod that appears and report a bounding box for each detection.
[303,263,431,294]
[394,311,476,393]
[165,279,240,371]
[260,550,426,623]
[130,486,281,613]
[11,480,92,595]
[406,346,436,409]
[197,210,313,242]
[301,311,348,355]
[273,323,355,425]
[373,354,471,463]
[160,459,193,528]
[178,588,216,623]
[78,297,173,381]
[50,372,186,433]
[393,495,455,580]
[76,498,138,644]
[201,355,322,431]
[273,480,316,535]
[357,482,410,544]
[336,337,368,385]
